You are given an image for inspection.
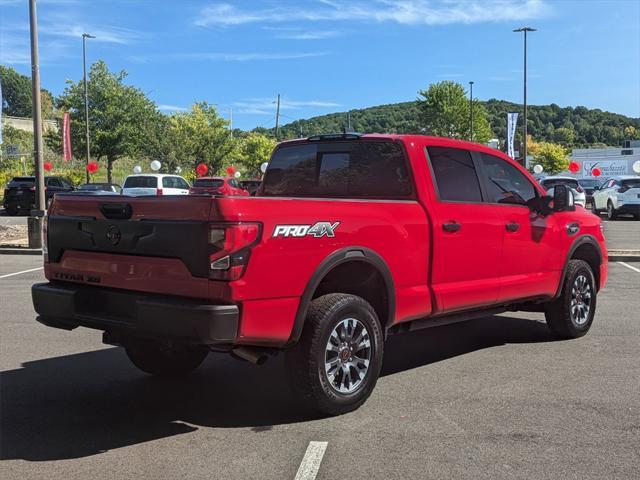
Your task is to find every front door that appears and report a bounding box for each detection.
[476,152,561,301]
[426,146,503,313]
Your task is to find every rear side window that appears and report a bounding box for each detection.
[162,176,189,189]
[479,153,537,205]
[124,176,158,188]
[47,178,62,187]
[621,178,640,189]
[194,179,223,188]
[427,147,482,202]
[262,141,412,198]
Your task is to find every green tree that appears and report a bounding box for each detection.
[170,102,233,175]
[1,65,54,118]
[530,141,569,175]
[417,81,492,143]
[49,61,157,182]
[140,112,181,173]
[234,133,277,177]
[552,127,575,146]
[624,125,639,139]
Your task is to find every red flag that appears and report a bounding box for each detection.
[62,112,72,161]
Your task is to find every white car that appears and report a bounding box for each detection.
[591,175,640,220]
[121,174,190,196]
[540,176,586,208]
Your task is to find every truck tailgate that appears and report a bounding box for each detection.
[45,194,215,298]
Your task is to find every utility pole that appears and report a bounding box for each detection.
[348,111,352,132]
[513,27,536,165]
[469,81,474,142]
[274,93,281,140]
[82,33,95,182]
[28,0,45,247]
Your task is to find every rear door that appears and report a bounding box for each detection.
[475,152,560,301]
[426,146,502,312]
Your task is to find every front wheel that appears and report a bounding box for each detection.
[285,294,384,416]
[124,337,209,377]
[545,259,597,339]
[607,201,617,220]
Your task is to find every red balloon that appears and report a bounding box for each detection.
[568,161,580,173]
[87,161,99,174]
[226,166,236,176]
[196,163,208,177]
[43,162,53,171]
[592,167,601,177]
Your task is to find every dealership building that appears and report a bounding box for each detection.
[568,140,640,178]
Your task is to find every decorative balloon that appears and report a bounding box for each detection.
[196,163,208,177]
[226,166,236,176]
[533,164,544,174]
[234,171,241,179]
[150,160,162,171]
[568,161,580,174]
[260,162,269,174]
[43,162,53,172]
[592,167,602,177]
[633,160,640,174]
[87,161,99,174]
[133,165,142,174]
[175,166,182,174]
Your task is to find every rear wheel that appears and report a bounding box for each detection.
[607,201,617,220]
[591,201,599,215]
[286,294,384,416]
[545,259,597,339]
[124,337,209,377]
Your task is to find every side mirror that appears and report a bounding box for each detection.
[593,186,599,191]
[552,184,574,212]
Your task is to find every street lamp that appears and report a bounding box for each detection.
[513,27,536,165]
[82,33,95,182]
[469,81,474,142]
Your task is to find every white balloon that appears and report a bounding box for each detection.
[133,165,142,174]
[533,164,544,174]
[175,166,182,174]
[260,162,269,174]
[150,160,161,171]
[234,171,241,179]
[633,160,640,174]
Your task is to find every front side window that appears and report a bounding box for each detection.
[427,147,482,202]
[47,178,62,187]
[479,153,537,205]
[162,177,189,189]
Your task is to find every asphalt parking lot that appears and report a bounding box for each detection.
[0,254,639,480]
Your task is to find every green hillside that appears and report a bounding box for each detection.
[278,99,640,147]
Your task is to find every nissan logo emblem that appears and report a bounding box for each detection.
[105,225,121,246]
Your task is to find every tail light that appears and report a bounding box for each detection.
[208,223,261,281]
[156,188,163,195]
[30,186,36,191]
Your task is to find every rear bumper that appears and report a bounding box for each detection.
[617,203,640,214]
[32,282,238,345]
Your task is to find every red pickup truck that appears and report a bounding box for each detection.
[32,134,607,415]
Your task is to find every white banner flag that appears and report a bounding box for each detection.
[507,112,518,159]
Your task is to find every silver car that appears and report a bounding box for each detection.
[540,176,586,208]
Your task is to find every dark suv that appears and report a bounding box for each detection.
[3,176,74,215]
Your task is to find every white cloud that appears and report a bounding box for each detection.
[233,97,341,115]
[41,23,146,44]
[158,104,189,112]
[195,0,550,28]
[275,30,342,40]
[130,51,328,63]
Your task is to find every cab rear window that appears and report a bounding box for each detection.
[262,140,412,198]
[124,176,158,188]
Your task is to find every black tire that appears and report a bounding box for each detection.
[591,202,599,215]
[5,205,18,216]
[606,201,617,220]
[124,337,209,377]
[545,259,597,339]
[285,294,384,416]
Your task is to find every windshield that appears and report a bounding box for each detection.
[622,178,640,189]
[79,184,110,191]
[578,179,598,187]
[193,179,224,188]
[123,176,157,188]
[543,178,579,189]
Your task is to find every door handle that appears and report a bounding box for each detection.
[506,222,520,232]
[443,222,461,233]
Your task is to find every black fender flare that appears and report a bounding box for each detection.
[285,247,396,347]
[554,234,603,298]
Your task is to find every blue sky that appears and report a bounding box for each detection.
[1,0,639,130]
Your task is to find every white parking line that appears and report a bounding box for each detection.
[617,261,640,273]
[294,441,328,480]
[0,267,43,279]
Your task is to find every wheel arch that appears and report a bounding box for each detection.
[554,234,603,298]
[286,247,396,347]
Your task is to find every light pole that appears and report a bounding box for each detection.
[28,0,45,247]
[513,27,536,165]
[82,33,95,182]
[469,81,474,142]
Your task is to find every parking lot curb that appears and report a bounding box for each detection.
[608,250,640,262]
[0,247,42,255]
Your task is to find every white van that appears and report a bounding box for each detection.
[121,174,190,196]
